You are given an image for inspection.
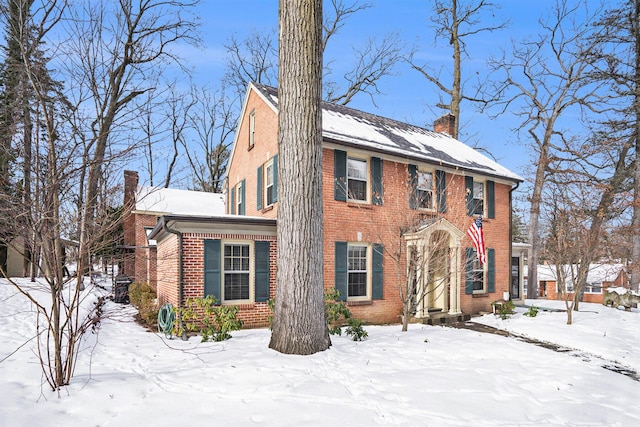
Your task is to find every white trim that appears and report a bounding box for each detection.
[221,239,255,304]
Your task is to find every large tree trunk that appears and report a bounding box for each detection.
[631,0,640,291]
[269,0,331,355]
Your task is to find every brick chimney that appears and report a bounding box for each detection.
[434,114,456,137]
[123,170,139,249]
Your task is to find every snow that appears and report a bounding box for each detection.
[2,277,640,426]
[251,83,523,183]
[135,186,225,216]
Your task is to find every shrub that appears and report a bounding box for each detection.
[523,305,539,318]
[493,300,516,320]
[324,288,352,335]
[175,296,243,342]
[267,289,368,339]
[345,318,368,341]
[128,282,159,326]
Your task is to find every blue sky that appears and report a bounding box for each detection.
[178,1,573,205]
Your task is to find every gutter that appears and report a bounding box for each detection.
[509,181,521,300]
[160,217,187,339]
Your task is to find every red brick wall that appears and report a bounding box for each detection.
[224,86,515,323]
[157,233,180,306]
[157,232,278,328]
[227,89,279,219]
[131,213,158,288]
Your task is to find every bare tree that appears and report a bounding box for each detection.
[269,0,330,355]
[409,0,507,139]
[486,0,606,299]
[184,85,236,193]
[589,0,640,291]
[222,0,403,107]
[60,0,200,277]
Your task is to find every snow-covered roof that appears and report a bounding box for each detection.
[135,186,225,216]
[526,264,626,284]
[252,83,523,182]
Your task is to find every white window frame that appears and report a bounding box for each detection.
[265,158,275,207]
[347,243,372,301]
[221,240,254,304]
[236,181,243,215]
[347,156,369,202]
[416,169,435,210]
[472,181,485,216]
[249,110,255,149]
[470,250,486,294]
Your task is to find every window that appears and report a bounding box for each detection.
[585,282,602,294]
[204,239,271,304]
[257,156,278,210]
[348,245,368,297]
[236,181,244,215]
[465,247,495,295]
[335,242,384,301]
[347,157,368,201]
[416,170,434,209]
[266,161,275,206]
[472,181,484,216]
[466,177,495,218]
[249,110,255,149]
[223,243,250,301]
[469,252,485,293]
[334,151,382,204]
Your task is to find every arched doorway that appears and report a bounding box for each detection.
[405,218,464,320]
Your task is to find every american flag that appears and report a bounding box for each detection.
[467,216,486,265]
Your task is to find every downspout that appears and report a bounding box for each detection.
[161,217,187,339]
[509,181,521,301]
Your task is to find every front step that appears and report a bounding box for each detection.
[420,313,471,325]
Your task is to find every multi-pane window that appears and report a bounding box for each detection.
[224,243,250,300]
[472,181,484,215]
[249,110,255,149]
[265,160,275,206]
[347,157,367,201]
[417,171,434,209]
[470,251,485,292]
[348,245,368,297]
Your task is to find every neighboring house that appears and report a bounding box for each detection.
[1,235,78,278]
[122,171,225,287]
[191,82,523,327]
[511,242,530,302]
[525,263,628,304]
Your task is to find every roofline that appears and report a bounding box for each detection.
[322,136,524,184]
[148,214,277,239]
[227,83,279,185]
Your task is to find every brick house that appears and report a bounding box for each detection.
[122,171,225,288]
[529,263,628,304]
[215,82,523,326]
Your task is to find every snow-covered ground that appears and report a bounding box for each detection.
[1,277,639,426]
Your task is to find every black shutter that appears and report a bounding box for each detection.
[273,154,279,203]
[257,165,263,211]
[465,247,474,295]
[239,179,246,215]
[255,241,270,302]
[204,239,221,302]
[372,244,384,299]
[465,176,474,216]
[436,169,447,213]
[487,248,495,293]
[487,180,495,219]
[408,164,418,209]
[372,157,383,205]
[335,242,348,300]
[334,150,347,201]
